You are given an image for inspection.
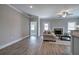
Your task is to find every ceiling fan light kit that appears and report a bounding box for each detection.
[57,9,73,18]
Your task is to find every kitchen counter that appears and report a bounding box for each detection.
[71,31,79,38]
[71,30,79,55]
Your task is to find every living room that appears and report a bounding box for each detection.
[0,4,79,55]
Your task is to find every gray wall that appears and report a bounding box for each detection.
[40,18,79,34]
[0,5,30,47]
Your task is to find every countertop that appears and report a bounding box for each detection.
[71,30,79,38]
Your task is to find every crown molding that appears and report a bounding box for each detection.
[7,4,23,14]
[6,4,31,18]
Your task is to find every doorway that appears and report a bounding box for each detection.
[30,22,38,36]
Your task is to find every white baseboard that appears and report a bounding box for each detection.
[0,35,30,49]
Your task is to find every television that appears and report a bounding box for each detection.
[54,28,63,35]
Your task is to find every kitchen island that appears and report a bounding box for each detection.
[71,30,79,55]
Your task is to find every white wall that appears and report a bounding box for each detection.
[0,5,30,48]
[40,18,79,34]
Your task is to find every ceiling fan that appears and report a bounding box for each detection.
[57,9,73,18]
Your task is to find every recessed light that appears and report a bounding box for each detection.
[29,6,33,8]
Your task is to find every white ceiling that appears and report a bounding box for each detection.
[11,4,79,19]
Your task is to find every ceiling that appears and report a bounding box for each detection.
[11,4,79,19]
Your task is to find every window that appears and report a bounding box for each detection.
[68,22,76,33]
[31,22,35,31]
[31,25,35,30]
[44,23,49,31]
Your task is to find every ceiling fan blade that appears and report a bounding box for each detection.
[67,12,73,15]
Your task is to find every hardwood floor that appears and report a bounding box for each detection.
[0,36,71,55]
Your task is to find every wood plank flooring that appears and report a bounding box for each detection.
[0,36,71,55]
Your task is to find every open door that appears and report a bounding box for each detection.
[30,22,38,36]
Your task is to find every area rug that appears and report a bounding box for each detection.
[38,42,71,55]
